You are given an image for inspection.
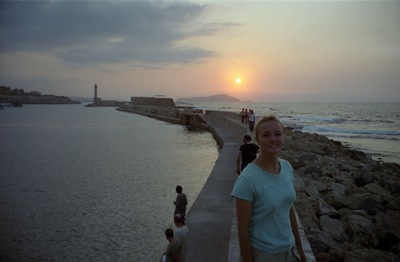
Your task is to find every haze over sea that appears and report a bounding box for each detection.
[0,102,399,261]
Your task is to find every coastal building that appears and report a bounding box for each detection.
[0,85,79,104]
[131,96,175,107]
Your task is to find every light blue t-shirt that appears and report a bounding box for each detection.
[231,158,296,253]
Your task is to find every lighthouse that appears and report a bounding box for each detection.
[93,83,101,104]
[94,84,98,101]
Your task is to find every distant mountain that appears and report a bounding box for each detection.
[177,94,240,103]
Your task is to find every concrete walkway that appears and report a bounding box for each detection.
[185,112,316,261]
[185,114,240,261]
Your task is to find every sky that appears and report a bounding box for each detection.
[0,0,399,103]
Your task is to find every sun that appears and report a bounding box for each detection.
[235,77,241,84]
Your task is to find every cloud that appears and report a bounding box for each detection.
[0,1,221,66]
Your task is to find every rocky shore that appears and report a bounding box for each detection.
[280,128,400,261]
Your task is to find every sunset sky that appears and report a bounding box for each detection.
[1,0,399,102]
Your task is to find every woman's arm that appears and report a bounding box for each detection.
[235,198,253,262]
[289,206,307,262]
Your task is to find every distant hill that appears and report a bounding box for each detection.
[177,94,240,103]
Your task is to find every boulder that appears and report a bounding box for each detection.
[327,182,347,195]
[310,198,338,218]
[324,191,351,209]
[343,248,398,262]
[364,183,392,200]
[373,211,400,250]
[359,196,385,216]
[344,214,372,240]
[320,215,347,243]
[354,173,374,187]
[306,229,336,254]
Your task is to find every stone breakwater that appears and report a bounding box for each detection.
[281,128,400,261]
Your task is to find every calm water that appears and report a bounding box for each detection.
[194,101,400,164]
[0,105,219,261]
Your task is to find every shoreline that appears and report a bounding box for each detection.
[118,106,400,261]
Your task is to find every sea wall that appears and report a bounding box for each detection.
[204,110,247,143]
[116,104,181,124]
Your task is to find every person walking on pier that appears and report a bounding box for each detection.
[231,115,306,262]
[174,214,189,262]
[240,108,246,124]
[236,135,259,175]
[174,185,188,223]
[248,109,256,132]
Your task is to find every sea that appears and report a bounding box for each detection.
[0,104,219,262]
[0,102,399,262]
[192,101,400,164]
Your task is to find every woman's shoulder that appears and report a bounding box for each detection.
[278,158,292,167]
[240,163,263,178]
[278,158,295,179]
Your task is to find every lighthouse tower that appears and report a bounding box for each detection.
[93,83,101,104]
[94,84,97,100]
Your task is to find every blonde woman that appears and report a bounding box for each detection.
[231,115,306,262]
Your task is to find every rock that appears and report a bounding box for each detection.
[327,182,347,195]
[343,248,398,262]
[386,198,400,211]
[310,198,338,218]
[373,211,400,250]
[343,149,370,162]
[324,191,351,209]
[320,215,347,242]
[354,173,374,187]
[379,178,400,195]
[309,180,327,192]
[364,183,392,200]
[315,252,329,262]
[359,196,385,216]
[305,186,321,198]
[344,214,372,240]
[294,193,319,230]
[390,242,400,258]
[306,229,336,254]
[294,175,306,192]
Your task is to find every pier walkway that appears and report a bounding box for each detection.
[185,111,316,261]
[185,113,240,261]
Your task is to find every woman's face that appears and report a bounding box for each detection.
[255,121,284,155]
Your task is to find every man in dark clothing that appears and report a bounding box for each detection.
[174,185,188,223]
[236,135,259,175]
